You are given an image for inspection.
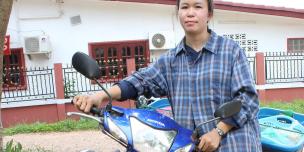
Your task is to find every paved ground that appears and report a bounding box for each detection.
[3,130,124,152]
[4,130,304,152]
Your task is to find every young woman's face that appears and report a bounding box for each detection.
[178,0,212,35]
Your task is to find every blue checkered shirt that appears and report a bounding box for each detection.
[121,30,262,151]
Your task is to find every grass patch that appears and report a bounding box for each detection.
[4,118,98,136]
[260,99,304,114]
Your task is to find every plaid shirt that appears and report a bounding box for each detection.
[122,30,262,151]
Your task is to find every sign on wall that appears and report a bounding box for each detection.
[3,35,11,55]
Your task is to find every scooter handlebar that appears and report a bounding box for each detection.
[70,100,103,117]
[90,106,102,116]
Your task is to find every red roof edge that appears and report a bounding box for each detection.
[214,1,304,19]
[112,0,176,5]
[114,0,304,19]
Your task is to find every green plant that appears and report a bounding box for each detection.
[4,118,98,136]
[260,100,304,114]
[64,78,77,98]
[4,139,22,152]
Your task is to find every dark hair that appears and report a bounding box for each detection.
[176,0,214,15]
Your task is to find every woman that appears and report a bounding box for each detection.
[73,0,262,151]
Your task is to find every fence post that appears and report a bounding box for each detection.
[54,63,65,99]
[255,52,266,101]
[54,63,66,121]
[127,58,136,76]
[126,58,136,108]
[256,52,266,85]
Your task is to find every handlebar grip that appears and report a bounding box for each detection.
[90,106,101,115]
[71,100,101,116]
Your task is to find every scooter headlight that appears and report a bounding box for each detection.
[174,144,194,152]
[107,118,127,144]
[130,117,177,152]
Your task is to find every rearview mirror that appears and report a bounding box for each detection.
[214,98,242,119]
[72,52,101,80]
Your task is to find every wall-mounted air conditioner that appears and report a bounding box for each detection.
[149,31,175,50]
[24,35,52,59]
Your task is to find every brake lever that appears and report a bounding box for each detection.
[191,130,200,145]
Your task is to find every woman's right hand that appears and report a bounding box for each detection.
[72,85,122,113]
[72,93,105,113]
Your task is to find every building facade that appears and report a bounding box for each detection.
[6,0,304,68]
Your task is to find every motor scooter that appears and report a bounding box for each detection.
[67,52,242,152]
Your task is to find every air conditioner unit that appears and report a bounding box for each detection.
[149,31,175,50]
[24,35,52,53]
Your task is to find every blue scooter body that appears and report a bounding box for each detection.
[102,106,195,152]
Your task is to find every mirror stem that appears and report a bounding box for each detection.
[196,117,221,128]
[94,78,112,111]
[192,117,221,141]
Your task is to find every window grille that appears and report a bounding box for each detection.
[287,38,304,53]
[223,33,258,52]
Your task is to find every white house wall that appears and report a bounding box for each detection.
[7,0,304,68]
[213,10,304,53]
[8,0,177,67]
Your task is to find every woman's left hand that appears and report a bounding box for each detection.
[197,129,221,152]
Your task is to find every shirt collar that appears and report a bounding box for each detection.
[175,29,219,56]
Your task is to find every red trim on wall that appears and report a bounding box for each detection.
[214,1,304,19]
[112,0,176,5]
[115,0,304,19]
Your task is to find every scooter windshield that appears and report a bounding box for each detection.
[130,117,177,152]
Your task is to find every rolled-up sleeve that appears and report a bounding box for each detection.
[223,47,259,128]
[122,56,169,99]
[116,80,138,101]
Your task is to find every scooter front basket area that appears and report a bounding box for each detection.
[258,108,304,152]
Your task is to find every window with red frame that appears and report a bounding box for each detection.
[3,48,27,90]
[89,40,150,82]
[288,38,304,53]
